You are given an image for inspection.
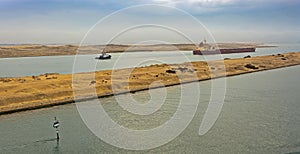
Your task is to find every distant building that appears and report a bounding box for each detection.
[199,41,204,47]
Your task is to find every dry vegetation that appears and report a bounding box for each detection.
[0,52,299,114]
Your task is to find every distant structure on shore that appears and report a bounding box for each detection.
[193,39,255,55]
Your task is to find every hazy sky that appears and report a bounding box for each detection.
[0,0,299,44]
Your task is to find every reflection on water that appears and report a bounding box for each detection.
[102,87,181,130]
[0,65,300,153]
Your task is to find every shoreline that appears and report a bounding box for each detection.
[0,43,274,58]
[1,52,300,115]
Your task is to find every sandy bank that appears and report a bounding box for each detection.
[0,52,299,115]
[0,43,272,58]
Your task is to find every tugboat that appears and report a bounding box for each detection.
[95,50,111,60]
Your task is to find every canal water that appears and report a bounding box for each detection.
[0,43,299,77]
[0,65,299,153]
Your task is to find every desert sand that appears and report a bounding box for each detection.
[0,52,299,114]
[0,43,272,58]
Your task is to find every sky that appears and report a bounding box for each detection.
[0,0,300,44]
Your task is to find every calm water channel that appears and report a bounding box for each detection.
[0,65,299,153]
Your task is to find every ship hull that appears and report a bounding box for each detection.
[193,48,255,55]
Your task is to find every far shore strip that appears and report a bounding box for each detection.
[0,43,274,58]
[0,52,300,115]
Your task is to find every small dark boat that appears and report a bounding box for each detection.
[95,53,111,60]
